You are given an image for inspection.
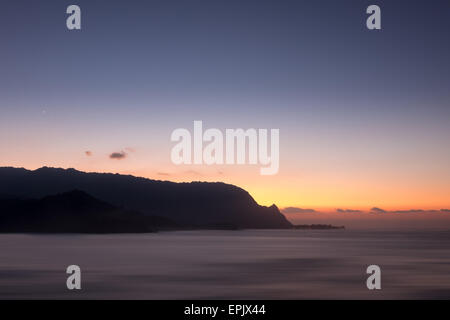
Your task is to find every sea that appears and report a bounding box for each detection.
[0,229,449,299]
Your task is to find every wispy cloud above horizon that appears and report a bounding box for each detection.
[281,207,317,214]
[337,209,362,213]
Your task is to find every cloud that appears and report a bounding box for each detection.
[157,172,170,176]
[336,208,362,213]
[369,208,444,214]
[390,209,443,214]
[391,209,425,214]
[281,207,317,214]
[109,151,127,160]
[85,151,92,156]
[280,206,450,215]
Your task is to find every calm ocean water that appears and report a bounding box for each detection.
[0,229,449,299]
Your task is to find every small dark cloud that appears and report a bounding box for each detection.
[85,151,92,157]
[109,151,127,160]
[157,172,170,176]
[370,207,386,213]
[282,207,317,214]
[336,208,362,213]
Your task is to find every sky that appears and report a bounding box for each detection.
[1,0,449,218]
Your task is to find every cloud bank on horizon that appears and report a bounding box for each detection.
[282,207,450,215]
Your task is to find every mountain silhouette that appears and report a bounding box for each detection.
[0,190,177,233]
[0,167,292,230]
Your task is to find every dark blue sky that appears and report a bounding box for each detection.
[2,0,449,116]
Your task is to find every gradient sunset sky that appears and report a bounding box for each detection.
[1,0,449,213]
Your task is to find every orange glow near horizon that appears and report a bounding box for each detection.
[2,159,449,213]
[1,106,449,217]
